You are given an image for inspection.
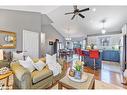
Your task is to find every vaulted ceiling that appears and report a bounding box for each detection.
[0,6,127,38]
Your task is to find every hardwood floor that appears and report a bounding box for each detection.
[83,65,127,89]
[65,55,127,89]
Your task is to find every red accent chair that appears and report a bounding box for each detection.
[89,50,99,70]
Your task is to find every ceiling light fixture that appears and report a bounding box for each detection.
[65,23,71,41]
[101,20,106,34]
[92,8,96,12]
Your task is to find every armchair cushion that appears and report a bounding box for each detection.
[31,67,53,84]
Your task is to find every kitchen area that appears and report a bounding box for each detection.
[84,33,121,70]
[84,24,127,71]
[62,26,127,72]
[58,24,127,72]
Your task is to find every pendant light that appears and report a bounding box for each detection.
[65,23,71,41]
[101,20,106,34]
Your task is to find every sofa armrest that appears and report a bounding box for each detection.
[10,63,31,81]
[10,62,32,89]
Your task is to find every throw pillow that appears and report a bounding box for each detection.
[33,60,46,71]
[13,52,24,61]
[19,59,35,72]
[46,54,61,76]
[32,58,39,63]
[26,56,46,71]
[26,56,34,63]
[46,54,56,65]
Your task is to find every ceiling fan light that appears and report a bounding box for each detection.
[101,29,106,34]
[92,8,96,12]
[65,37,71,41]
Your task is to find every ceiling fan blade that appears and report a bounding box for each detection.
[79,8,89,12]
[65,12,74,15]
[73,5,77,10]
[71,15,75,20]
[79,13,85,18]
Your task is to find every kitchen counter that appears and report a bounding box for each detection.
[82,49,120,69]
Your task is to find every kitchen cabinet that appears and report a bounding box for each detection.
[102,50,120,62]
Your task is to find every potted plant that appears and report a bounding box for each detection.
[74,60,84,79]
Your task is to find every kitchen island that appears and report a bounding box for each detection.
[82,49,120,69]
[83,50,102,69]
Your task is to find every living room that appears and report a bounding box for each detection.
[0,5,127,92]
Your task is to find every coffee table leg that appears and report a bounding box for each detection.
[92,80,95,89]
[6,76,10,90]
[58,82,62,89]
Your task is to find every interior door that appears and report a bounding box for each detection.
[23,30,39,58]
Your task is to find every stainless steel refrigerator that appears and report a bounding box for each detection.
[119,35,126,71]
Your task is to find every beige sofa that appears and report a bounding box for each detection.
[10,58,67,89]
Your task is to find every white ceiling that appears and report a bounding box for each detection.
[0,6,127,38]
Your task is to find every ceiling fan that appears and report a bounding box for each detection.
[65,5,90,20]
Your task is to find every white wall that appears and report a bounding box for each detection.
[0,9,42,51]
[0,9,65,57]
[0,9,42,57]
[87,34,122,50]
[42,24,65,55]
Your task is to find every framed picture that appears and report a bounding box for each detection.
[49,41,53,45]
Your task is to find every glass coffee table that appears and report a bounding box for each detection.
[58,72,95,89]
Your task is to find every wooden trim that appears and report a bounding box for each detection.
[58,81,76,89]
[0,46,16,49]
[0,71,13,80]
[0,30,16,35]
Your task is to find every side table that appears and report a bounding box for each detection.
[0,71,13,89]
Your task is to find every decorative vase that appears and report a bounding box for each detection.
[75,70,82,79]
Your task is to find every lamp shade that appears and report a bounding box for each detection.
[0,49,3,60]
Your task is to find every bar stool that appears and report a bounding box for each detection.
[79,49,85,61]
[89,50,99,70]
[75,48,80,54]
[83,50,89,66]
[75,48,80,59]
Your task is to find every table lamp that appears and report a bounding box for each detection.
[0,49,3,60]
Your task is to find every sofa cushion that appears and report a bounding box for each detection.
[32,57,46,63]
[31,67,53,84]
[40,57,46,63]
[33,60,46,71]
